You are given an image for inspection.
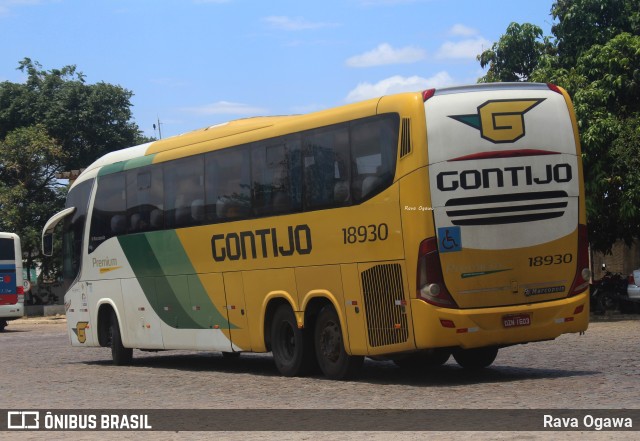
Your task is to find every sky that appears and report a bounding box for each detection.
[0,0,557,140]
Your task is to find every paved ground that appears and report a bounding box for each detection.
[0,314,638,440]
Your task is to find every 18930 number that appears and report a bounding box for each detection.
[342,223,389,244]
[528,253,573,267]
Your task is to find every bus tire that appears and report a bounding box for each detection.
[109,311,133,365]
[314,306,363,380]
[0,319,7,331]
[452,346,498,370]
[271,304,314,377]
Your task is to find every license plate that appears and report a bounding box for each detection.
[503,313,531,328]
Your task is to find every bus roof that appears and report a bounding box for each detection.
[78,94,394,182]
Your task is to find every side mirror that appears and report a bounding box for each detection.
[42,233,53,257]
[41,206,76,257]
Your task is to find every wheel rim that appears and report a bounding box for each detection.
[319,319,341,363]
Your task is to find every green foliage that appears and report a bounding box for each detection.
[0,125,68,278]
[0,58,153,276]
[478,0,640,253]
[0,58,151,170]
[477,23,555,82]
[551,0,640,68]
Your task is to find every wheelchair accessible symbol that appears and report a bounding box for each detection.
[438,226,462,253]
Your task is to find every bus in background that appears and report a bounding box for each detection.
[42,83,589,379]
[0,233,24,331]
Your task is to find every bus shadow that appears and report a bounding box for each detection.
[84,352,282,377]
[82,352,598,386]
[356,360,598,386]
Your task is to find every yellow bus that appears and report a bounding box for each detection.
[42,82,590,379]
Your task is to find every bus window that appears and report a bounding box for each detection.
[126,166,164,233]
[205,146,251,222]
[351,114,399,201]
[303,123,350,209]
[63,179,93,286]
[89,173,126,252]
[164,156,205,228]
[251,136,302,216]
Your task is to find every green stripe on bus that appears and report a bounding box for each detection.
[98,154,157,176]
[122,154,157,171]
[98,162,125,176]
[118,231,234,330]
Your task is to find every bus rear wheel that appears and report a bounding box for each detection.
[271,304,315,377]
[452,346,498,370]
[314,306,363,380]
[108,311,133,365]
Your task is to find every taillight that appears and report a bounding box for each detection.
[417,237,458,308]
[547,83,563,94]
[568,224,590,296]
[422,89,435,102]
[17,286,24,295]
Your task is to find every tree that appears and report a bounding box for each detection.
[0,125,68,282]
[477,23,555,83]
[477,0,640,253]
[0,58,153,285]
[551,0,640,69]
[0,58,151,170]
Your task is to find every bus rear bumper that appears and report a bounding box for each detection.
[0,303,24,320]
[411,291,589,350]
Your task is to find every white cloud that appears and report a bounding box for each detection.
[448,24,478,37]
[436,37,491,60]
[345,72,455,102]
[181,101,267,116]
[346,43,426,68]
[263,15,339,31]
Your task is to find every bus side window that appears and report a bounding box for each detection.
[89,173,126,252]
[205,146,252,222]
[303,124,350,209]
[351,114,399,202]
[164,156,205,229]
[251,137,302,216]
[126,166,164,234]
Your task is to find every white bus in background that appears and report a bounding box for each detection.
[0,233,24,331]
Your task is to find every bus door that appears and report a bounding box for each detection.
[222,272,252,352]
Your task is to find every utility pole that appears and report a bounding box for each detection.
[153,116,163,139]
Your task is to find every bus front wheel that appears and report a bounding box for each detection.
[314,306,363,380]
[108,311,133,365]
[452,346,498,370]
[270,304,315,376]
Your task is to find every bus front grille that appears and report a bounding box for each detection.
[361,263,409,347]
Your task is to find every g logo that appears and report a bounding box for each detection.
[73,321,89,343]
[450,99,544,144]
